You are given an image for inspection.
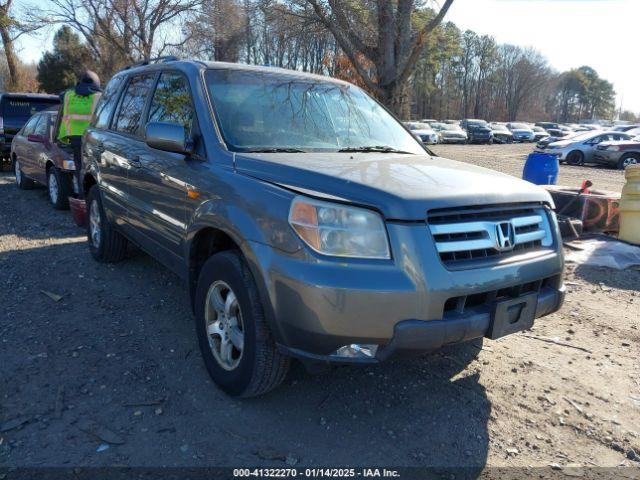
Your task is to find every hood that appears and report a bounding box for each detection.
[235,152,552,220]
[468,126,491,132]
[442,129,466,135]
[512,129,533,134]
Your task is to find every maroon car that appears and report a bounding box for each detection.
[11,109,77,209]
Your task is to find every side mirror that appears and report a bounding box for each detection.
[27,134,46,143]
[145,122,193,155]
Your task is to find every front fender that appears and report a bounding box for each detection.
[184,173,304,344]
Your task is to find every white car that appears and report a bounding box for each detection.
[431,122,468,144]
[404,122,439,145]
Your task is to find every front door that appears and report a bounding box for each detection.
[126,71,196,271]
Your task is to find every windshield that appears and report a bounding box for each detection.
[205,69,425,154]
[509,123,530,130]
[491,124,509,132]
[565,132,605,142]
[467,120,487,127]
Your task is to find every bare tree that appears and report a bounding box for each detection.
[31,0,202,70]
[0,0,40,90]
[298,0,454,113]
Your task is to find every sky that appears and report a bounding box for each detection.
[444,0,640,114]
[12,0,640,114]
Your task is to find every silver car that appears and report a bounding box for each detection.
[506,123,535,142]
[431,122,468,144]
[537,130,634,165]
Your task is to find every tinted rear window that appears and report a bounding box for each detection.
[1,98,58,118]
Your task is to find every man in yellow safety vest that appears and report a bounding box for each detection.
[56,70,102,198]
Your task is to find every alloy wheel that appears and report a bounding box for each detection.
[622,157,638,169]
[89,199,101,249]
[204,280,245,371]
[14,160,21,185]
[48,171,59,205]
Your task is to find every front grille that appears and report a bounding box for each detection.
[428,203,554,268]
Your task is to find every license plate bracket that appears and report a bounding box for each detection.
[486,292,538,340]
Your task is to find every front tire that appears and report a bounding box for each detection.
[47,167,71,210]
[86,185,128,262]
[618,154,639,170]
[14,159,34,190]
[566,150,585,166]
[195,251,290,397]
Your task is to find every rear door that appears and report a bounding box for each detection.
[126,71,196,271]
[98,73,155,228]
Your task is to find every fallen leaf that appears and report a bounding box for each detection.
[40,290,64,302]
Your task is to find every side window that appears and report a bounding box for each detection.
[113,74,155,136]
[22,116,40,136]
[94,75,125,129]
[147,72,194,134]
[33,115,49,136]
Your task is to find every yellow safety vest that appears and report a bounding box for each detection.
[57,90,101,143]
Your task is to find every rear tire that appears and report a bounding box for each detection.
[47,167,71,210]
[86,185,128,262]
[14,159,34,190]
[618,154,639,170]
[566,150,585,166]
[195,251,290,397]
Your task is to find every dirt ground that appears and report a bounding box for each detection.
[1,144,639,474]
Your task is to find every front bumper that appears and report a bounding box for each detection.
[279,284,564,364]
[442,136,467,144]
[248,219,564,364]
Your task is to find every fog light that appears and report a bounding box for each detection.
[333,344,378,359]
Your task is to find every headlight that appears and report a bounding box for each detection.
[606,145,620,151]
[289,196,390,259]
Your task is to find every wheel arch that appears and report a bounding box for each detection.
[83,172,97,197]
[187,224,285,345]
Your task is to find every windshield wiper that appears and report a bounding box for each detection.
[337,145,415,154]
[244,147,307,153]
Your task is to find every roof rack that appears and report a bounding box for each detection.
[123,56,179,70]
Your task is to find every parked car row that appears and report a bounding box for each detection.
[402,117,613,147]
[10,59,566,396]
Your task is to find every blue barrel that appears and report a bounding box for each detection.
[522,153,559,185]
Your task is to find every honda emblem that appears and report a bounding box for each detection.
[495,221,515,251]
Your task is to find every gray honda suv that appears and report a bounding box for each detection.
[82,58,565,397]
